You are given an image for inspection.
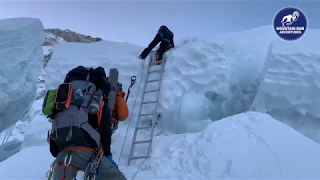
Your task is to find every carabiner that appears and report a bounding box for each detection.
[64,154,72,166]
[130,76,136,87]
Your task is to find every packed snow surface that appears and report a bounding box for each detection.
[2,112,320,179]
[0,18,44,132]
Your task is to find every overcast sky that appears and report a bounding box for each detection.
[0,1,319,46]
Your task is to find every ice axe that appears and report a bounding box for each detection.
[125,76,136,102]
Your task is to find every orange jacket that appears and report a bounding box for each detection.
[113,90,129,121]
[98,90,129,151]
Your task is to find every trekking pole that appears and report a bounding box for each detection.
[125,76,136,102]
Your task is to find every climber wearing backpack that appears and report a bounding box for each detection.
[43,66,127,180]
[139,25,174,65]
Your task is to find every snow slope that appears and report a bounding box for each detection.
[20,99,49,149]
[2,112,320,179]
[45,41,143,91]
[0,18,44,132]
[44,31,65,45]
[131,112,320,179]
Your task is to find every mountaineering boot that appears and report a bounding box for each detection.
[155,52,162,65]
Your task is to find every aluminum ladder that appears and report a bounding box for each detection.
[128,51,166,165]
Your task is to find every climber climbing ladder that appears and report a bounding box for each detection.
[128,51,166,166]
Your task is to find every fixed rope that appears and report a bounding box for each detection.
[131,158,149,180]
[117,60,146,164]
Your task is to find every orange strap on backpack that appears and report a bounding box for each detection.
[97,100,105,151]
[97,100,104,126]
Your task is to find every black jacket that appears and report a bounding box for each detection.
[49,66,113,157]
[140,26,174,59]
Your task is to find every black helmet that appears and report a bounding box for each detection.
[158,25,167,32]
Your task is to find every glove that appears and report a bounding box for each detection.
[106,155,118,168]
[139,55,145,60]
[139,49,149,59]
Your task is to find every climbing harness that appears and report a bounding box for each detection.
[84,150,104,180]
[118,60,146,164]
[125,76,137,102]
[46,149,103,180]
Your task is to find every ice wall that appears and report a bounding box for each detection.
[159,26,275,133]
[251,29,320,143]
[0,18,44,132]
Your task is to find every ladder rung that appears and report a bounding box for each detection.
[128,55,165,166]
[142,100,157,104]
[140,113,154,116]
[144,89,159,93]
[134,140,152,144]
[130,155,150,160]
[151,64,164,68]
[148,69,161,74]
[137,126,153,130]
[147,79,161,83]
